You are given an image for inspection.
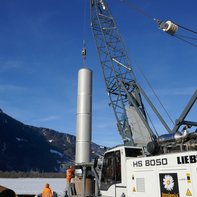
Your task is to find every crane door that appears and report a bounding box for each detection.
[100,150,124,197]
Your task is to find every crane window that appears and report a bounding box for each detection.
[100,150,121,190]
[125,148,142,157]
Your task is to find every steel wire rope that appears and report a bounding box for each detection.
[134,60,175,126]
[174,35,197,48]
[120,0,156,21]
[144,107,159,137]
[175,22,197,35]
[115,27,175,126]
[119,40,175,130]
[117,1,197,125]
[82,0,88,66]
[176,34,197,41]
[121,0,197,34]
[120,0,197,47]
[83,0,87,39]
[118,0,176,130]
[172,20,197,47]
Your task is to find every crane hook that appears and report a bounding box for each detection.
[81,40,87,65]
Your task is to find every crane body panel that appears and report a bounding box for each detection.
[100,146,197,197]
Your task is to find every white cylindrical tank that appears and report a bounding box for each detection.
[75,68,92,164]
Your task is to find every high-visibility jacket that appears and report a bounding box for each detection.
[42,187,53,197]
[66,168,74,183]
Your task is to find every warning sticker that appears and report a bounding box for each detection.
[186,173,191,183]
[186,189,192,196]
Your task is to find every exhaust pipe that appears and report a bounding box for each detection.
[147,128,189,155]
[157,128,188,145]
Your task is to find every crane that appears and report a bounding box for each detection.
[90,0,197,149]
[67,2,197,197]
[90,0,155,146]
[90,0,170,147]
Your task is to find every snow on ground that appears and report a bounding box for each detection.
[50,149,63,157]
[16,137,28,142]
[0,178,67,197]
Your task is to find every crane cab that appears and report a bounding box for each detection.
[99,146,197,197]
[100,146,143,197]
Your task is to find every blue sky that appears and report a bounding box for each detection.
[0,0,196,147]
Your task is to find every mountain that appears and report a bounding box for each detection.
[0,109,104,172]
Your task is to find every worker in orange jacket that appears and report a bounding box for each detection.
[66,166,75,183]
[42,183,53,197]
[65,166,75,195]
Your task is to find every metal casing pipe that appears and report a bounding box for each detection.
[75,68,92,164]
